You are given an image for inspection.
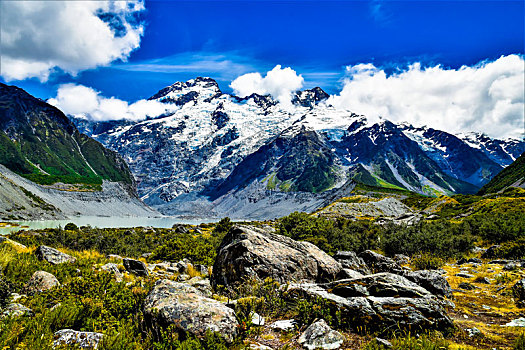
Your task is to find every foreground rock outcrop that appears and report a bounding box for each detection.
[211,225,342,287]
[144,279,238,343]
[298,319,344,350]
[287,273,453,333]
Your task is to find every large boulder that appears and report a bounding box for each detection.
[24,271,60,295]
[403,270,452,298]
[287,273,453,332]
[53,329,104,349]
[212,225,342,287]
[144,279,238,343]
[358,250,404,274]
[123,258,149,277]
[35,245,76,265]
[298,319,344,350]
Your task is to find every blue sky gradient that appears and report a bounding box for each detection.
[4,0,524,102]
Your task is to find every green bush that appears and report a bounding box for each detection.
[410,253,445,271]
[514,333,525,350]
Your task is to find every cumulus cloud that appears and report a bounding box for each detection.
[230,65,304,106]
[48,84,174,121]
[0,1,144,81]
[329,55,524,139]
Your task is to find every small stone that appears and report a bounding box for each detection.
[504,318,525,327]
[251,312,265,326]
[249,342,272,350]
[53,329,104,349]
[504,262,519,271]
[270,319,296,331]
[466,327,482,337]
[455,272,474,279]
[100,263,123,282]
[1,303,33,318]
[458,282,477,290]
[177,273,190,282]
[473,276,490,284]
[298,319,344,350]
[375,337,393,348]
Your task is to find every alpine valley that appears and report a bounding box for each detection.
[69,77,525,220]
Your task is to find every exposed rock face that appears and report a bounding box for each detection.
[403,270,452,298]
[35,245,76,265]
[1,303,33,318]
[287,273,453,332]
[358,250,404,274]
[24,271,60,295]
[123,258,149,277]
[53,329,104,349]
[211,225,342,287]
[144,279,238,343]
[334,251,371,275]
[298,319,344,350]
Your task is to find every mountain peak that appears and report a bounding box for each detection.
[148,77,221,102]
[292,87,329,107]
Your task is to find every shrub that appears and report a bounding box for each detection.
[515,333,525,350]
[410,253,445,271]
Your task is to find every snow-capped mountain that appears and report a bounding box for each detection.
[71,77,525,219]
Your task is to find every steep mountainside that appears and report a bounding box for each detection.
[0,83,134,188]
[71,77,524,218]
[478,152,525,195]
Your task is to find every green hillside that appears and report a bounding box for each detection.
[0,83,133,187]
[478,152,525,195]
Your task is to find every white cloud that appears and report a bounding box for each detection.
[48,84,174,121]
[230,65,304,106]
[0,1,144,81]
[328,55,525,139]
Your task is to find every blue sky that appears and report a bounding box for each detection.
[3,0,523,102]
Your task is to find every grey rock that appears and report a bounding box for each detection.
[123,258,149,277]
[35,245,76,264]
[339,268,364,279]
[251,312,265,326]
[0,237,27,249]
[298,319,344,350]
[334,251,371,275]
[512,279,525,305]
[394,254,410,265]
[144,279,238,343]
[458,282,477,290]
[177,274,190,282]
[504,262,520,271]
[473,276,490,284]
[53,329,104,349]
[375,338,393,348]
[194,264,210,276]
[481,245,500,259]
[100,263,123,281]
[1,303,33,318]
[107,254,123,260]
[455,272,474,279]
[466,327,482,337]
[270,319,296,331]
[141,253,152,259]
[403,270,452,297]
[358,250,403,274]
[249,342,272,350]
[212,225,342,287]
[173,224,190,234]
[287,274,453,332]
[24,270,60,295]
[186,277,213,297]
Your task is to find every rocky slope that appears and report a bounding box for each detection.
[71,77,525,219]
[0,164,156,220]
